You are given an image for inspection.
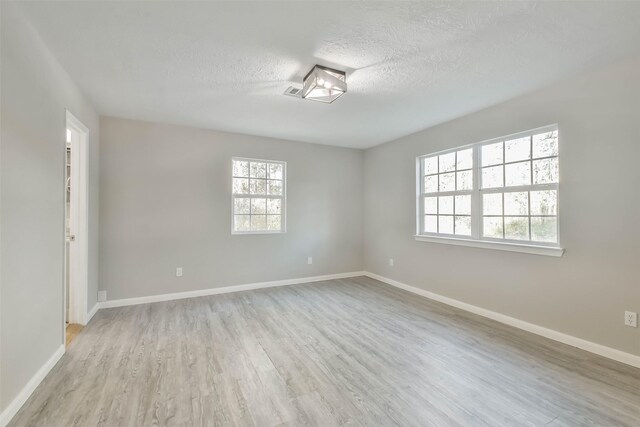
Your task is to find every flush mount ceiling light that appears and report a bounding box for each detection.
[301,65,347,103]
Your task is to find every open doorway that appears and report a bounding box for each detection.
[64,111,89,347]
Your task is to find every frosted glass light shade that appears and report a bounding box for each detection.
[301,65,347,103]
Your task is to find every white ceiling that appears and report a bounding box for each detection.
[17,1,640,149]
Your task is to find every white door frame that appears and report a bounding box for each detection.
[64,110,89,329]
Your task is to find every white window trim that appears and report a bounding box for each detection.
[415,124,564,257]
[414,235,564,257]
[231,157,287,235]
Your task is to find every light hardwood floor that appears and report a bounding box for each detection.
[9,276,640,426]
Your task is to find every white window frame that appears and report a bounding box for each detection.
[231,157,287,235]
[415,125,564,257]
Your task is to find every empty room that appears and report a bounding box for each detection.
[2,1,640,426]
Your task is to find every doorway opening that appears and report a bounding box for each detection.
[64,111,89,347]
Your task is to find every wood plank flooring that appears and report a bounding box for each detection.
[9,276,640,426]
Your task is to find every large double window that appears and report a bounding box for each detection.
[417,125,560,253]
[232,157,286,234]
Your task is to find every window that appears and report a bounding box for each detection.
[232,157,286,233]
[417,125,561,255]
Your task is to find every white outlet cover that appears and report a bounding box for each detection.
[389,258,394,267]
[307,257,313,265]
[176,267,183,277]
[624,311,637,327]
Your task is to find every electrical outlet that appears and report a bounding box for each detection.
[176,267,183,277]
[624,311,637,328]
[389,258,394,267]
[97,290,107,302]
[307,257,313,265]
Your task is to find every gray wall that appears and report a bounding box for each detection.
[99,117,363,300]
[364,56,640,357]
[0,3,100,413]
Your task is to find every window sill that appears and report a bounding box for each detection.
[414,235,564,257]
[232,231,286,235]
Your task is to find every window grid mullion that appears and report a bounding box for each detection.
[453,192,456,235]
[437,156,441,192]
[472,145,481,240]
[420,159,424,234]
[454,151,458,194]
[501,192,505,239]
[502,141,506,188]
[529,136,534,187]
[528,190,532,241]
[479,183,558,194]
[436,194,440,233]
[424,190,473,197]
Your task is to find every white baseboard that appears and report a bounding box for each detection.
[99,271,366,309]
[0,345,65,427]
[364,271,640,369]
[86,303,99,324]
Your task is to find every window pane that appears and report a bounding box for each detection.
[483,193,503,215]
[439,216,453,234]
[438,196,453,214]
[233,178,249,194]
[482,142,503,166]
[505,161,531,187]
[424,215,437,233]
[250,179,266,195]
[530,190,557,215]
[439,173,455,192]
[250,215,267,230]
[533,158,559,184]
[533,131,558,158]
[504,217,529,240]
[234,198,250,214]
[531,217,557,242]
[425,175,438,193]
[455,216,471,236]
[267,215,281,231]
[504,192,528,215]
[267,179,282,195]
[424,197,437,215]
[250,198,266,214]
[424,156,438,175]
[482,165,504,188]
[456,148,473,170]
[233,160,249,177]
[483,217,503,238]
[234,215,250,231]
[250,162,266,178]
[505,136,531,163]
[268,163,283,180]
[455,195,471,215]
[439,152,456,172]
[267,198,281,214]
[456,170,472,191]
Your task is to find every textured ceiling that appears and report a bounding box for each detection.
[16,1,640,148]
